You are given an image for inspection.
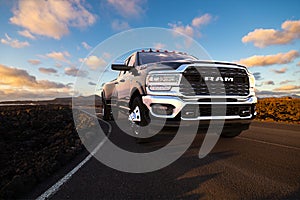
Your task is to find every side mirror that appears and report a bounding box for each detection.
[111,64,132,71]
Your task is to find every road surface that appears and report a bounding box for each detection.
[33,118,300,200]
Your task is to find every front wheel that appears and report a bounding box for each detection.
[129,96,151,143]
[221,130,242,138]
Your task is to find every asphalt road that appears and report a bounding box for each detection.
[38,118,300,200]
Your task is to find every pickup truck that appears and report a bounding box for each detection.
[102,49,257,138]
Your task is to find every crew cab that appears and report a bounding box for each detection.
[102,49,257,138]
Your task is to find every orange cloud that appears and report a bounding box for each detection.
[280,80,295,85]
[1,33,29,48]
[262,81,275,85]
[28,59,41,65]
[242,20,300,48]
[192,13,212,27]
[169,13,213,38]
[0,64,66,89]
[46,51,70,62]
[271,67,288,74]
[79,55,108,70]
[238,50,299,67]
[18,30,36,39]
[0,64,71,101]
[10,0,96,39]
[273,85,300,91]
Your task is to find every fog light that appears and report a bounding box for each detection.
[151,104,174,115]
[239,106,251,117]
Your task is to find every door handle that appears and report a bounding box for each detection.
[119,79,125,82]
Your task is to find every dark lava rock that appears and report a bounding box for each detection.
[0,105,88,199]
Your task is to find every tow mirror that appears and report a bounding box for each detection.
[111,64,132,71]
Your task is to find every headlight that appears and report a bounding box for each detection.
[249,74,255,88]
[147,74,181,85]
[147,73,181,91]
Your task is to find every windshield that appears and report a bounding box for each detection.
[139,52,197,65]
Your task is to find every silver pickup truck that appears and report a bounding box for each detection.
[102,49,257,138]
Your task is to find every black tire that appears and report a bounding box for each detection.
[102,94,112,121]
[221,129,242,138]
[130,96,150,143]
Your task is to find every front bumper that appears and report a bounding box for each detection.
[142,95,257,121]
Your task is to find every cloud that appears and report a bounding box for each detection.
[88,81,96,86]
[153,43,166,49]
[168,13,213,38]
[10,0,96,40]
[262,80,275,85]
[81,42,92,50]
[39,67,57,75]
[273,85,300,91]
[191,13,212,27]
[46,51,70,62]
[255,89,299,98]
[64,67,88,77]
[238,50,299,67]
[169,23,194,37]
[0,64,66,89]
[252,72,263,80]
[271,67,287,74]
[280,80,295,85]
[107,0,146,18]
[18,30,36,39]
[1,33,29,48]
[111,19,130,31]
[242,20,300,48]
[55,63,62,68]
[28,59,41,65]
[79,55,107,70]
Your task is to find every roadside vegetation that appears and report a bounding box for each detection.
[256,97,300,124]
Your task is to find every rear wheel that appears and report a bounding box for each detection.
[102,94,112,121]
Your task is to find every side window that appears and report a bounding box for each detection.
[128,53,136,67]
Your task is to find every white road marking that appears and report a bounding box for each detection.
[36,110,111,200]
[237,136,300,151]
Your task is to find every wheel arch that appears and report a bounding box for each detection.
[129,88,142,109]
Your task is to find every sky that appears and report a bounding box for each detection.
[0,0,299,101]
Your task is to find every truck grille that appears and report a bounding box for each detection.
[179,66,249,96]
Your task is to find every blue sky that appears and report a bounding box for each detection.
[0,0,299,101]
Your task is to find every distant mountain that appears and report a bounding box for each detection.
[0,95,102,106]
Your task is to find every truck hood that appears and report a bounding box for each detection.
[146,60,246,70]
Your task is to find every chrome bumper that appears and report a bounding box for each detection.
[142,95,257,120]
